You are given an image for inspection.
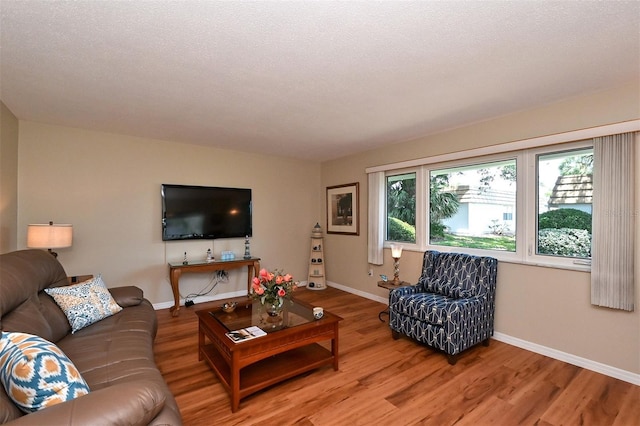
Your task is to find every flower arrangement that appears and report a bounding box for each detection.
[250,268,297,309]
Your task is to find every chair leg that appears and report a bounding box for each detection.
[447,353,458,365]
[391,330,400,340]
[482,338,490,347]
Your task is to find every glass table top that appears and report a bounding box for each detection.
[168,257,260,267]
[210,299,315,333]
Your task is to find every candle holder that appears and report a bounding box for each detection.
[390,244,403,285]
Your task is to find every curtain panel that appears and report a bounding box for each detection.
[368,172,385,265]
[591,132,636,311]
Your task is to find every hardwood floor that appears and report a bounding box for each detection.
[154,287,639,425]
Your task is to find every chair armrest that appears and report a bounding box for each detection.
[109,286,144,307]
[442,295,493,330]
[449,294,489,308]
[389,284,422,304]
[6,381,166,426]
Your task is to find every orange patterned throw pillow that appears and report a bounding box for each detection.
[0,332,90,413]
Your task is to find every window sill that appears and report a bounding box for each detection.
[498,257,591,273]
[401,246,591,273]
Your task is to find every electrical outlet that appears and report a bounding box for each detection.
[368,269,373,276]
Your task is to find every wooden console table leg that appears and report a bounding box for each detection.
[169,268,182,317]
[246,260,260,294]
[246,265,253,295]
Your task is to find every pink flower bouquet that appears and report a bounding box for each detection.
[250,268,297,308]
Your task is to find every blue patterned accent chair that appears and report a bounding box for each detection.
[388,250,498,364]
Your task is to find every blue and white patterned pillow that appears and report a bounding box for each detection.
[45,275,122,333]
[0,332,90,413]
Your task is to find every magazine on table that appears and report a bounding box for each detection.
[225,326,267,343]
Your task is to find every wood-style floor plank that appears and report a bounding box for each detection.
[154,287,639,425]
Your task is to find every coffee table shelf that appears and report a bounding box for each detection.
[201,342,333,397]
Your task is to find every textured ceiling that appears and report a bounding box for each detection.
[1,1,638,161]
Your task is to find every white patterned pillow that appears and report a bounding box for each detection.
[45,275,123,333]
[0,332,90,413]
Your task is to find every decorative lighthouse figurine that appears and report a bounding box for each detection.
[243,235,251,259]
[307,223,326,290]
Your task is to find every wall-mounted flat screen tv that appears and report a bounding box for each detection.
[161,184,252,241]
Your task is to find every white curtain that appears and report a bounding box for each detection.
[368,172,385,265]
[591,132,636,311]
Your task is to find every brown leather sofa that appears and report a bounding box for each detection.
[0,250,182,425]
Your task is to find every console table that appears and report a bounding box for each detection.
[168,257,260,317]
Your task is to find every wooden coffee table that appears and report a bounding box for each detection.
[196,298,342,412]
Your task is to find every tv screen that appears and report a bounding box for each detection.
[161,184,252,241]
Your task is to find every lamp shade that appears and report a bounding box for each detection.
[390,244,403,258]
[27,223,73,249]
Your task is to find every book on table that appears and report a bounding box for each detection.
[225,326,267,343]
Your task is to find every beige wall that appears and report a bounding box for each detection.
[321,83,640,374]
[17,122,321,305]
[10,83,640,375]
[0,101,19,253]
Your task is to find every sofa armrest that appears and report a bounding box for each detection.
[6,381,166,426]
[67,275,94,285]
[109,286,144,307]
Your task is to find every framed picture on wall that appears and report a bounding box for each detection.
[326,182,359,235]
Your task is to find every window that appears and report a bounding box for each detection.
[429,159,517,252]
[536,148,593,259]
[386,172,416,243]
[374,140,596,269]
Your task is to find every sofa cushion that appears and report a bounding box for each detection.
[57,300,158,389]
[0,250,68,318]
[45,275,123,334]
[0,332,90,413]
[0,385,22,423]
[0,250,69,341]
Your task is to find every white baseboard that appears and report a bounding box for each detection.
[327,280,387,304]
[326,281,640,386]
[492,332,640,386]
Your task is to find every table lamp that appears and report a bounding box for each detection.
[27,221,73,257]
[390,243,403,285]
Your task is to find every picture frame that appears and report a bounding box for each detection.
[326,182,359,235]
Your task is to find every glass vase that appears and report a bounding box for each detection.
[264,300,283,317]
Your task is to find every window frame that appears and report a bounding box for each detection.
[427,155,519,253]
[381,141,594,271]
[525,140,593,269]
[384,167,422,252]
[424,152,524,263]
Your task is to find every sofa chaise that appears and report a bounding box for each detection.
[0,249,182,425]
